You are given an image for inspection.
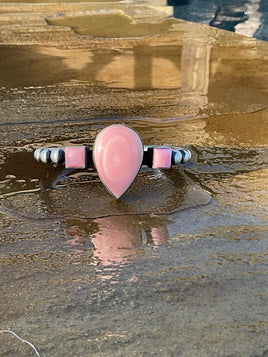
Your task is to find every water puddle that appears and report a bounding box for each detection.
[169,0,268,41]
[46,10,179,38]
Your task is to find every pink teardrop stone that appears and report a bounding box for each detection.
[93,125,143,198]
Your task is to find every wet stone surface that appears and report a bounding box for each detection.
[0,1,268,356]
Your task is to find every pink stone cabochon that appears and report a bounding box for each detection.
[93,125,144,198]
[65,146,86,169]
[152,147,172,169]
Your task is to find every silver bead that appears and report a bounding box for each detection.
[172,150,183,165]
[40,149,51,163]
[182,149,191,163]
[34,148,42,161]
[50,148,65,164]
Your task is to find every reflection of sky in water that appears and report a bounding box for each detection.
[168,0,268,41]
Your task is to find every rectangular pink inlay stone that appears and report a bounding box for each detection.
[65,146,86,169]
[152,147,172,169]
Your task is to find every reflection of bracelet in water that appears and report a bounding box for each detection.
[34,125,191,198]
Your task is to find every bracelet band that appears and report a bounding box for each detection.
[34,125,191,198]
[34,146,191,169]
